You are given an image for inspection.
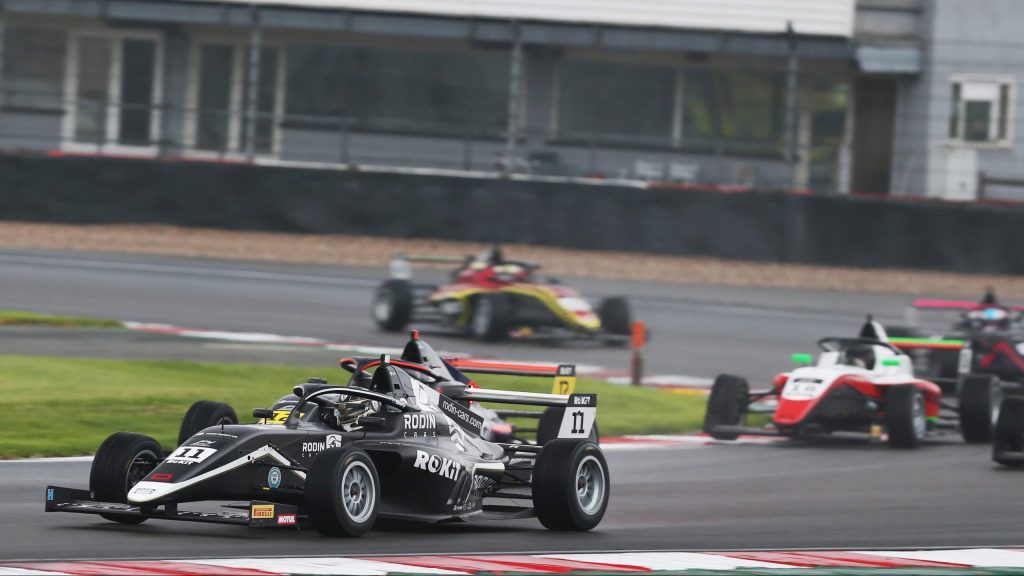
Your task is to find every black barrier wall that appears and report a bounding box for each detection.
[2,154,1024,274]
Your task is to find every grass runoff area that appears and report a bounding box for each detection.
[0,355,705,458]
[0,310,121,328]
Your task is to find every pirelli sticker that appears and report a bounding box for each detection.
[438,394,484,435]
[551,364,577,395]
[250,504,275,519]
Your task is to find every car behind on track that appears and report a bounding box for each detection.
[703,318,998,448]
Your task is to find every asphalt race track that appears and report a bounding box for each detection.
[0,249,923,380]
[1,248,1019,560]
[3,439,1022,560]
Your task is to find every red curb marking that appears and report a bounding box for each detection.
[362,555,649,573]
[3,561,280,576]
[717,551,968,568]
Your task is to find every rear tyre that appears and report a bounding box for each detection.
[89,432,163,524]
[994,396,1024,468]
[959,374,1001,443]
[703,375,749,440]
[178,401,238,446]
[536,407,599,446]
[471,294,510,342]
[306,447,380,537]
[373,279,413,332]
[532,440,609,531]
[885,386,926,448]
[597,297,631,336]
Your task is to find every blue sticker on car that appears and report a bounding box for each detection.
[267,467,282,489]
[47,488,54,501]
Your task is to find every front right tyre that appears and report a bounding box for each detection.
[178,400,238,446]
[959,374,1001,443]
[89,432,163,524]
[994,396,1024,468]
[306,447,380,537]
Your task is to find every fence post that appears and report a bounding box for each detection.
[0,0,6,105]
[502,20,523,174]
[244,5,263,161]
[630,320,647,387]
[783,21,801,191]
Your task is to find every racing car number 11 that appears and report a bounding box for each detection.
[558,393,597,439]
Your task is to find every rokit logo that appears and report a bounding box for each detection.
[302,434,342,454]
[403,413,438,438]
[413,450,463,481]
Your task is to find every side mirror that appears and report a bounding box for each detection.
[791,353,813,366]
[882,358,901,367]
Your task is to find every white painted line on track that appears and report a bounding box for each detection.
[0,253,378,288]
[542,552,791,570]
[182,558,466,575]
[860,548,1024,567]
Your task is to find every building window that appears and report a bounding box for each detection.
[63,32,162,152]
[557,60,674,146]
[949,77,1013,146]
[189,42,281,156]
[285,44,509,137]
[2,27,66,109]
[683,68,785,156]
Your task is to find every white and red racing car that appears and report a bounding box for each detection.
[703,318,999,448]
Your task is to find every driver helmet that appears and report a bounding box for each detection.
[845,345,875,369]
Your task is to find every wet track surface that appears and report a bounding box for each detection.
[3,440,1022,560]
[1,249,1018,559]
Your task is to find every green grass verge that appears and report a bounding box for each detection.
[0,355,705,458]
[0,310,122,328]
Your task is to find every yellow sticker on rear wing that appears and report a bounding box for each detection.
[551,364,577,395]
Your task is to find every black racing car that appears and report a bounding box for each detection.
[45,356,608,536]
[174,331,595,447]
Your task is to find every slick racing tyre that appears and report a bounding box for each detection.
[959,374,1001,443]
[993,396,1024,468]
[306,447,380,537]
[373,279,413,332]
[89,432,163,524]
[471,294,510,342]
[597,297,631,337]
[532,440,609,531]
[178,400,238,446]
[885,385,927,448]
[536,407,600,446]
[703,374,749,440]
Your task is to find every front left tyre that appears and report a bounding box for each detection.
[306,447,380,537]
[178,400,238,446]
[89,432,163,524]
[703,374,749,440]
[959,374,1001,443]
[885,385,927,448]
[532,439,609,531]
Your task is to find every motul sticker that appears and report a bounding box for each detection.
[276,513,296,526]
